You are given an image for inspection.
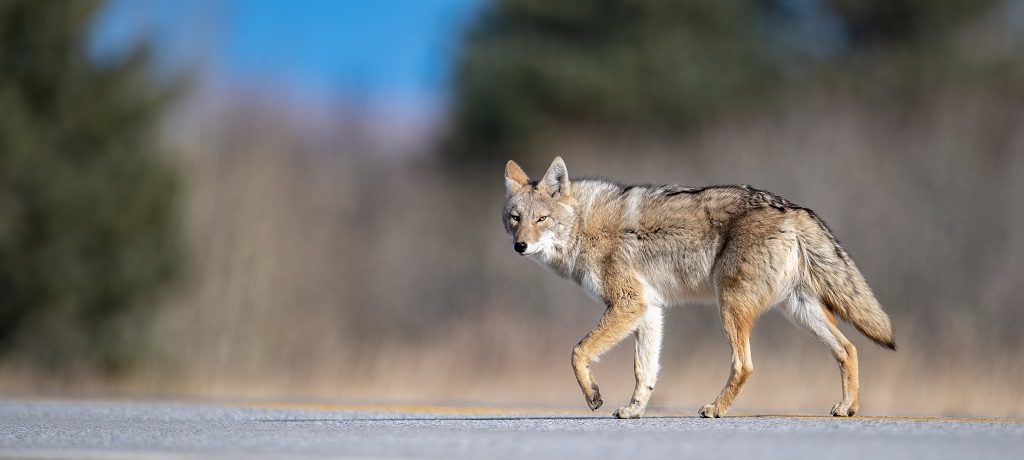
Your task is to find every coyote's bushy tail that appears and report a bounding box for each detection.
[800,214,896,350]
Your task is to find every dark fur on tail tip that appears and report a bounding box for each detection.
[882,341,897,351]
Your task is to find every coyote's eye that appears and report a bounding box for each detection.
[510,214,520,222]
[537,215,548,222]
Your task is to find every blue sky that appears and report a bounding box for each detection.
[91,0,488,109]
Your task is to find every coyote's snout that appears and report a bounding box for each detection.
[502,157,895,419]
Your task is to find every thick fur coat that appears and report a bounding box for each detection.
[503,157,894,418]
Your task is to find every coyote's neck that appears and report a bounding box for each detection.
[530,181,625,293]
[534,199,593,286]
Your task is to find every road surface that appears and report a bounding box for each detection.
[1,400,1021,459]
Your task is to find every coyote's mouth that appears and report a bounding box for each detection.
[519,247,542,256]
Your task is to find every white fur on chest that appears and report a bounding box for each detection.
[580,270,604,303]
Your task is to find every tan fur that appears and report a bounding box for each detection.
[503,157,895,418]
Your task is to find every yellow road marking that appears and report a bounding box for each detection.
[237,402,1023,425]
[695,413,1024,425]
[241,402,594,416]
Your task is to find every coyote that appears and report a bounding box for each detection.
[502,157,895,418]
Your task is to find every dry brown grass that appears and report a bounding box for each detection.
[2,83,1022,418]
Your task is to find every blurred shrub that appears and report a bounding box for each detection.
[445,0,1006,165]
[0,0,181,372]
[828,0,998,50]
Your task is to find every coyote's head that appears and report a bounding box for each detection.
[502,157,575,257]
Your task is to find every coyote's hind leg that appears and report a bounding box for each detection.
[781,291,860,416]
[699,291,757,418]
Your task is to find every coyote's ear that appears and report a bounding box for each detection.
[505,160,530,194]
[539,156,570,199]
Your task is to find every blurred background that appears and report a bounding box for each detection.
[1,0,1022,417]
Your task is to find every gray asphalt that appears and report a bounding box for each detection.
[0,400,1022,459]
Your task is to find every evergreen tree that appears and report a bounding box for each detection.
[447,0,778,163]
[0,0,181,371]
[445,0,1004,165]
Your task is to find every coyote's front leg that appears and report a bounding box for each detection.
[613,306,663,419]
[571,274,646,413]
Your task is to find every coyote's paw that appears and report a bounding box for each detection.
[698,403,725,418]
[585,385,603,411]
[830,401,857,417]
[613,405,643,419]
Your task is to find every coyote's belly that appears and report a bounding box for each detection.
[570,244,720,307]
[573,265,714,307]
[636,264,717,308]
[635,233,804,309]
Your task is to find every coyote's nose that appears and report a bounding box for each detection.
[514,241,528,254]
